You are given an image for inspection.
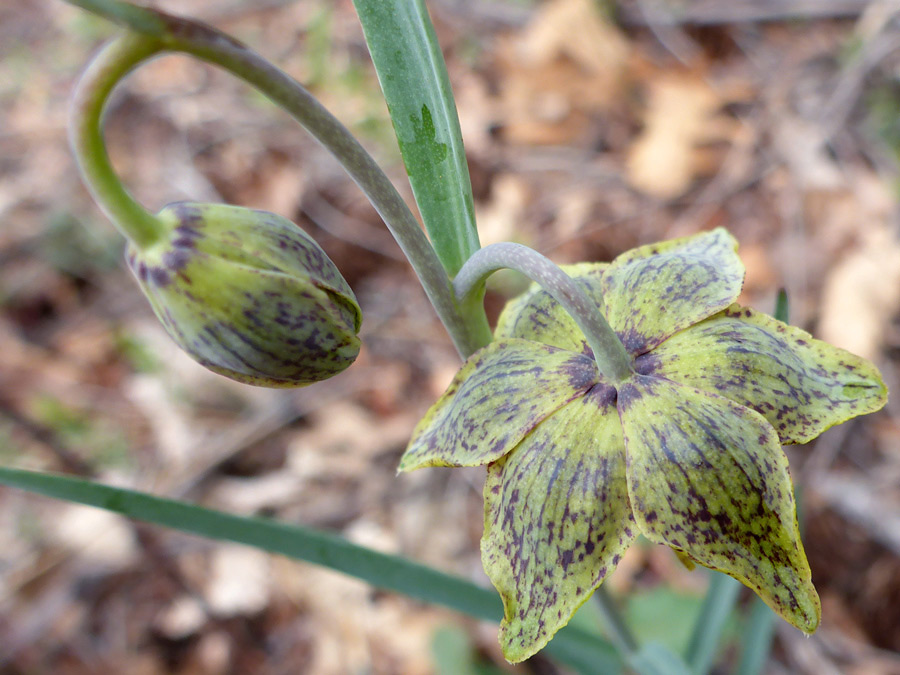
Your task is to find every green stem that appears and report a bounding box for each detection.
[684,571,742,674]
[66,4,482,359]
[594,585,639,657]
[454,243,633,381]
[735,599,776,675]
[69,34,167,248]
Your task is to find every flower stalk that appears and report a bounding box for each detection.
[454,242,633,379]
[66,5,485,358]
[69,34,166,249]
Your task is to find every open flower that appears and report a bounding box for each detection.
[399,229,886,662]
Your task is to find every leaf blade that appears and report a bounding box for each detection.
[353,0,479,277]
[0,466,621,672]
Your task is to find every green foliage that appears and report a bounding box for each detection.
[353,0,481,277]
[30,395,131,468]
[113,330,162,375]
[38,212,121,277]
[0,466,622,673]
[625,587,707,655]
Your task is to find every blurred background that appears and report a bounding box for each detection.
[2,0,900,673]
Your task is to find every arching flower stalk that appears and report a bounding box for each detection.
[401,229,887,662]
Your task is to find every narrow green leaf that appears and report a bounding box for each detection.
[628,643,693,675]
[0,467,620,672]
[684,571,742,674]
[353,0,480,276]
[63,0,167,35]
[735,599,777,675]
[774,288,789,324]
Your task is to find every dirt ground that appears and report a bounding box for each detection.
[2,1,900,673]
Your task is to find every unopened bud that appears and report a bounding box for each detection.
[126,202,361,387]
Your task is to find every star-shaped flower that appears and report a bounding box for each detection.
[399,229,887,662]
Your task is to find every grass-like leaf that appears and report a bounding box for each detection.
[353,0,480,277]
[0,467,620,673]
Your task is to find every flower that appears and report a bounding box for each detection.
[127,202,361,387]
[399,229,886,662]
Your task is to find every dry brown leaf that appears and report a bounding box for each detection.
[819,224,900,360]
[274,559,373,675]
[53,504,136,567]
[626,74,735,199]
[774,117,844,190]
[474,173,531,246]
[204,545,271,616]
[496,0,630,145]
[516,0,629,74]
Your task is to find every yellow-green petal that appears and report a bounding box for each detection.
[493,263,607,353]
[482,388,636,663]
[400,339,598,471]
[637,304,887,444]
[618,375,820,633]
[602,228,744,355]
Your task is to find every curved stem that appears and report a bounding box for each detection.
[69,34,168,249]
[454,243,633,382]
[67,7,484,359]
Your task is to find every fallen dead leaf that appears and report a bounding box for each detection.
[626,73,736,199]
[819,223,900,360]
[205,545,271,616]
[495,0,630,145]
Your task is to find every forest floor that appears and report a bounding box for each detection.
[2,1,900,673]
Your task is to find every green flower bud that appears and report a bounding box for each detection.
[126,202,361,387]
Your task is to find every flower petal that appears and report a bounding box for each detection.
[618,375,820,632]
[636,305,887,444]
[493,263,607,354]
[602,229,744,355]
[482,387,636,662]
[400,339,598,471]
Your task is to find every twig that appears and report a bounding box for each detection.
[619,0,872,26]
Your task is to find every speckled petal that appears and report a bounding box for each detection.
[139,252,360,387]
[636,304,888,444]
[493,263,607,353]
[602,229,744,355]
[618,375,820,633]
[399,339,598,471]
[482,387,636,663]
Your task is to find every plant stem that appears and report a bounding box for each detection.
[69,34,167,249]
[66,4,483,359]
[685,571,742,674]
[594,585,639,657]
[454,243,633,381]
[735,599,776,675]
